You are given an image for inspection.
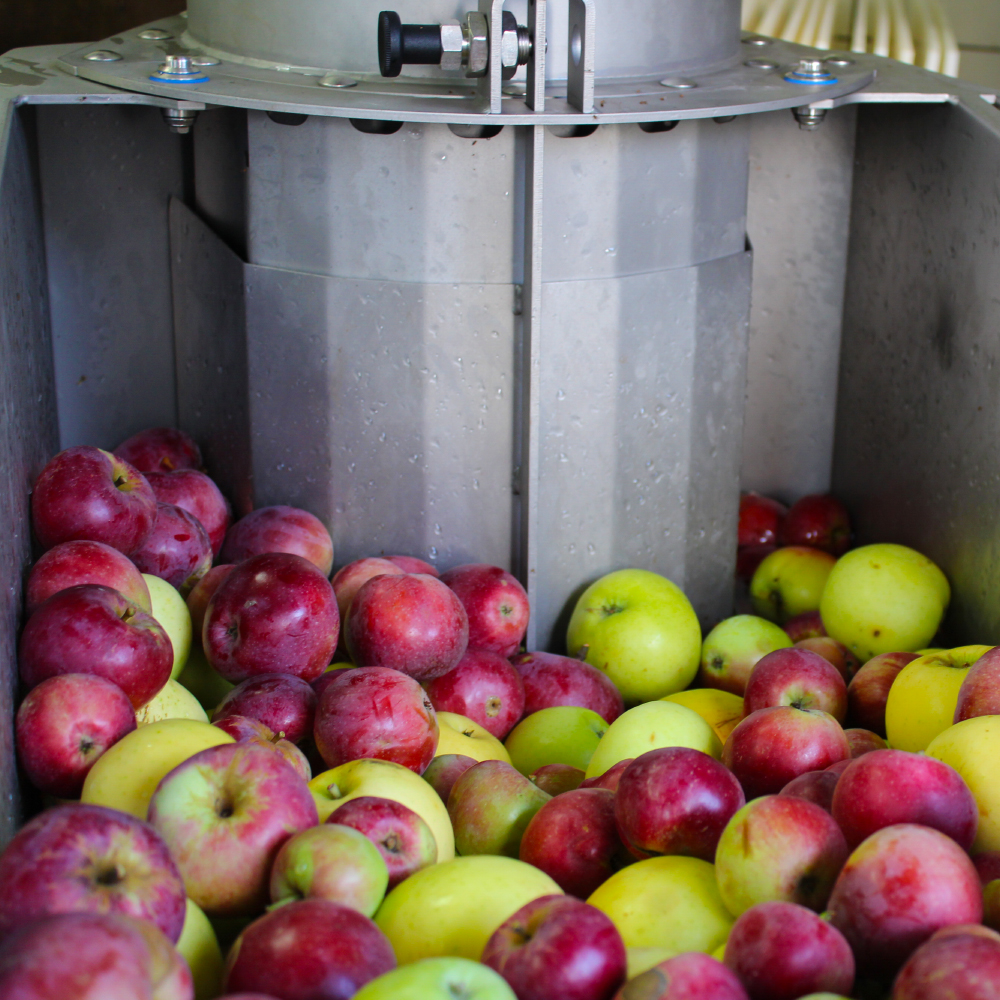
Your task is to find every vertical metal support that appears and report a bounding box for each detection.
[477,0,506,113]
[526,0,546,111]
[567,0,595,114]
[516,124,545,650]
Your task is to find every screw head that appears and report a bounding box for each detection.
[825,54,855,66]
[84,50,122,62]
[190,56,220,67]
[745,58,777,69]
[659,77,697,89]
[138,28,172,40]
[319,74,358,88]
[742,35,770,46]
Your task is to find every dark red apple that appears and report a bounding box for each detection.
[222,899,395,999]
[19,584,173,708]
[580,758,633,792]
[779,761,849,813]
[328,795,438,889]
[425,649,525,739]
[313,666,438,773]
[845,727,888,756]
[146,468,231,556]
[831,748,978,850]
[386,554,439,576]
[893,928,1000,1000]
[784,611,826,642]
[614,748,745,861]
[31,446,156,555]
[614,953,749,1000]
[331,557,403,627]
[213,714,274,742]
[482,895,626,1000]
[220,505,334,576]
[16,673,136,797]
[778,494,851,555]
[213,673,318,744]
[738,493,787,547]
[723,901,854,1000]
[115,426,201,473]
[530,763,586,797]
[0,803,186,943]
[25,539,152,616]
[203,552,339,684]
[955,645,1000,722]
[975,852,1000,886]
[743,647,848,722]
[312,666,352,701]
[847,651,919,736]
[186,563,235,637]
[827,824,983,975]
[511,651,624,725]
[795,636,860,682]
[440,563,530,658]
[131,502,213,595]
[519,788,623,898]
[345,573,469,682]
[421,753,478,803]
[723,706,850,799]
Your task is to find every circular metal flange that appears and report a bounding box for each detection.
[84,50,122,62]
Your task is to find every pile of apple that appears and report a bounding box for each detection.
[3,435,1000,1000]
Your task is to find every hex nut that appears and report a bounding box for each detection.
[501,23,520,77]
[464,12,489,77]
[440,23,465,72]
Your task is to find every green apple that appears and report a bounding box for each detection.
[699,615,793,695]
[177,643,235,712]
[354,957,516,1000]
[749,547,836,624]
[375,855,561,963]
[143,573,192,679]
[819,543,950,661]
[584,701,721,780]
[504,706,608,776]
[176,897,224,1000]
[566,569,701,705]
[587,855,732,954]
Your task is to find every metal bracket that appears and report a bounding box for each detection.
[526,0,546,111]
[567,0,595,114]
[476,0,505,113]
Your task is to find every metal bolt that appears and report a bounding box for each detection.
[319,73,358,88]
[793,105,827,130]
[785,58,836,85]
[84,50,122,62]
[162,55,192,75]
[745,58,777,69]
[499,11,530,79]
[659,77,697,89]
[161,108,198,134]
[138,28,172,40]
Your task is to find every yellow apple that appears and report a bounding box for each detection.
[885,645,991,752]
[627,946,676,979]
[136,679,209,726]
[504,706,608,776]
[585,701,721,779]
[143,574,192,680]
[375,856,560,963]
[749,548,836,624]
[436,712,511,764]
[587,856,732,954]
[309,758,455,861]
[81,718,233,818]
[177,643,234,712]
[927,715,1000,852]
[664,689,744,745]
[566,569,702,705]
[176,898,224,1000]
[819,544,950,661]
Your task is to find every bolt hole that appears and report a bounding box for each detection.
[350,118,404,135]
[639,120,679,133]
[570,25,582,67]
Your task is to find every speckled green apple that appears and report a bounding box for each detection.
[353,957,515,1000]
[750,547,836,625]
[504,706,608,776]
[699,615,793,696]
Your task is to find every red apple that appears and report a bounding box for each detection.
[736,544,776,584]
[743,647,848,722]
[974,852,1000,886]
[331,556,404,624]
[115,426,201,473]
[955,645,1000,722]
[203,552,339,684]
[739,493,787,547]
[147,741,318,917]
[213,673,318,744]
[15,673,136,797]
[328,795,438,889]
[580,758,633,792]
[32,446,156,555]
[723,707,850,799]
[387,554,439,576]
[778,494,851,555]
[893,928,1000,1000]
[422,753,478,803]
[440,563,530,658]
[614,953,749,1000]
[25,539,152,616]
[263,736,313,782]
[845,727,888,756]
[795,637,859,682]
[213,714,274,742]
[784,611,827,642]
[519,788,623,898]
[530,763,586,797]
[511,651,624,725]
[827,824,983,975]
[20,584,173,708]
[313,666,438,773]
[614,748,745,861]
[220,505,334,576]
[223,899,395,998]
[186,564,234,637]
[345,573,469,682]
[482,895,626,1000]
[425,650,526,739]
[131,502,213,595]
[723,901,854,1000]
[831,748,978,850]
[145,468,231,556]
[0,911,193,1000]
[0,803,186,943]
[780,768,841,813]
[847,652,918,736]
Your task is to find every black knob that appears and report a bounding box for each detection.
[378,11,445,77]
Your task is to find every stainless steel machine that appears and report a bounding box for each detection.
[0,0,998,840]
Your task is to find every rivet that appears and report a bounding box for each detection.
[745,58,777,70]
[318,74,358,88]
[659,77,697,89]
[138,28,173,40]
[84,50,122,62]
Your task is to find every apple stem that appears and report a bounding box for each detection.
[575,645,589,661]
